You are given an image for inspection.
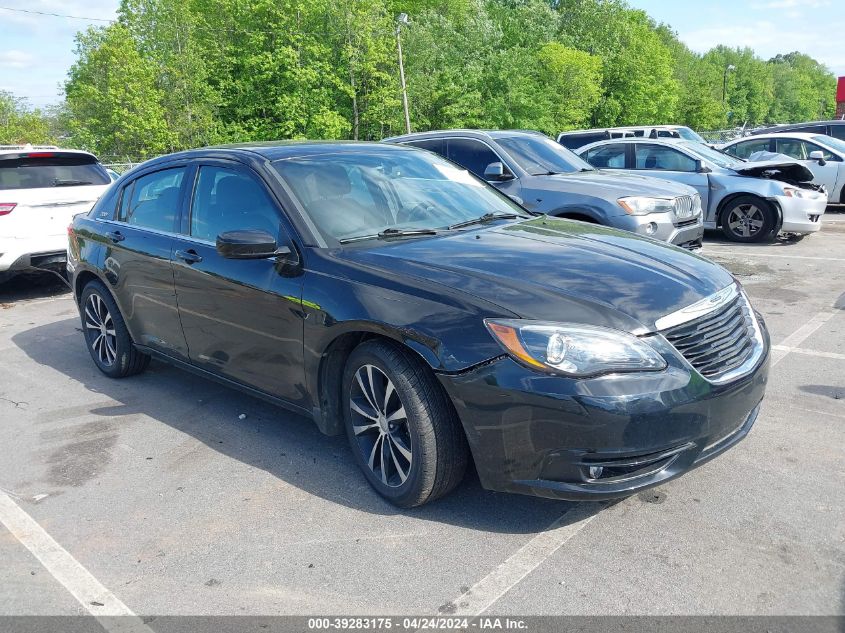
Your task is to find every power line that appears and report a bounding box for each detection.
[0,5,113,22]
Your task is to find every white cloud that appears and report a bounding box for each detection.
[0,50,35,69]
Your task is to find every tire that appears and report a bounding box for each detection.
[342,339,468,507]
[80,280,150,378]
[720,195,776,243]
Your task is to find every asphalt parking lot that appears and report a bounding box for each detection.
[0,214,843,621]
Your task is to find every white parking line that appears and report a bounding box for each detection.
[0,490,153,633]
[772,345,845,361]
[439,502,604,617]
[772,311,838,366]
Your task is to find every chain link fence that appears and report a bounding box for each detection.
[698,128,750,144]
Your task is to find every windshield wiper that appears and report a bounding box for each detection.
[52,179,94,187]
[448,212,521,230]
[339,227,439,244]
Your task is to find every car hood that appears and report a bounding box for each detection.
[341,217,733,334]
[732,160,815,183]
[533,169,696,198]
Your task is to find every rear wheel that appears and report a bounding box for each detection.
[720,195,776,242]
[342,339,468,507]
[80,280,150,378]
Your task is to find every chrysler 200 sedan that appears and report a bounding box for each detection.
[68,142,770,508]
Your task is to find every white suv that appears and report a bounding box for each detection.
[0,146,111,283]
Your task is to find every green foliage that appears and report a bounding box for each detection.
[64,24,174,159]
[0,91,56,145]
[8,0,836,159]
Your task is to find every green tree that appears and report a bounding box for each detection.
[0,91,56,145]
[64,24,174,159]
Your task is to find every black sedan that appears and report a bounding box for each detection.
[68,142,770,507]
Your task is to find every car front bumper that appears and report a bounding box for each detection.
[438,327,770,501]
[615,212,704,249]
[773,193,827,233]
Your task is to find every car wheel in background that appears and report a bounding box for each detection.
[720,195,776,243]
[342,339,468,507]
[80,280,150,378]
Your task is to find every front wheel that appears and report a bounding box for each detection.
[342,339,468,507]
[80,280,150,378]
[720,196,776,243]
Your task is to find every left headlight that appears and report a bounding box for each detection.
[783,185,825,199]
[485,319,667,377]
[618,196,676,215]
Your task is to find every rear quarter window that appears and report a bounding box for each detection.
[0,154,110,190]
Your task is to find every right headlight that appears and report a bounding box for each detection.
[485,319,667,377]
[617,196,675,215]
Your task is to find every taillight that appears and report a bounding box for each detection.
[0,203,16,216]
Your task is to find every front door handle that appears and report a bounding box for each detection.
[175,249,203,264]
[106,230,125,243]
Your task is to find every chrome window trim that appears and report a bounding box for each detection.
[654,283,738,331]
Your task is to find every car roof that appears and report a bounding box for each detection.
[384,129,546,143]
[134,140,421,171]
[727,132,830,142]
[576,137,693,151]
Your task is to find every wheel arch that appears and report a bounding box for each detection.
[74,269,107,305]
[716,192,782,230]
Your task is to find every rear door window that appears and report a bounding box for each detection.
[446,139,502,178]
[634,144,697,171]
[583,144,627,169]
[0,154,110,190]
[118,168,185,233]
[725,138,771,159]
[829,126,845,141]
[403,139,446,157]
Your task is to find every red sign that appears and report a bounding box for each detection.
[838,76,845,103]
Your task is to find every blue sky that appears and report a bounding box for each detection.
[1,0,844,110]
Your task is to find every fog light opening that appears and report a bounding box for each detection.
[645,222,657,235]
[588,466,603,479]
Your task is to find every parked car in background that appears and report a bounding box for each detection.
[720,133,845,206]
[68,141,769,507]
[0,146,111,283]
[557,125,706,150]
[384,130,704,249]
[576,138,827,242]
[750,120,845,141]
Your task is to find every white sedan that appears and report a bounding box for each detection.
[721,132,845,205]
[0,146,111,283]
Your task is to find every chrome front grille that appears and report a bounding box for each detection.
[672,194,700,221]
[660,285,764,383]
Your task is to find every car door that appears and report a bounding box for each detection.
[170,161,307,406]
[100,165,190,360]
[774,138,840,194]
[631,143,710,209]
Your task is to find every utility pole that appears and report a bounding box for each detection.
[722,64,736,104]
[395,13,411,134]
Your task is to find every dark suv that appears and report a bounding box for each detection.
[69,142,769,507]
[751,120,845,141]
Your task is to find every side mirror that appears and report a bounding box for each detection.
[809,150,826,166]
[484,161,513,181]
[216,229,287,260]
[695,159,712,174]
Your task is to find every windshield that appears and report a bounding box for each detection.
[495,135,594,175]
[272,148,530,243]
[0,154,110,190]
[675,127,707,143]
[678,141,744,169]
[813,135,845,154]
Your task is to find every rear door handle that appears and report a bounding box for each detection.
[106,230,125,243]
[175,249,203,264]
